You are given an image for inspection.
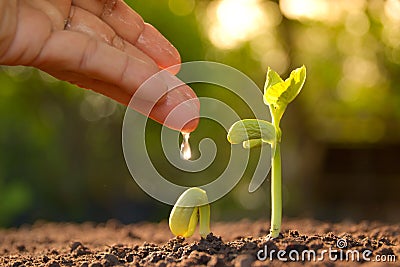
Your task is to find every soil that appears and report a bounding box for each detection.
[0,218,398,266]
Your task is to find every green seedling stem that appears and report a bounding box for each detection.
[227,65,306,239]
[270,142,281,238]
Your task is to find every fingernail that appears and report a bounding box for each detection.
[131,74,200,132]
[181,118,200,133]
[161,91,200,132]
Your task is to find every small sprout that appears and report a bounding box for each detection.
[264,65,306,140]
[264,65,306,110]
[169,187,211,238]
[227,66,307,239]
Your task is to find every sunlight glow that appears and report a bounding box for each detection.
[280,0,367,24]
[280,0,330,20]
[345,12,370,36]
[207,0,268,49]
[384,0,400,23]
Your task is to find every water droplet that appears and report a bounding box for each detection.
[180,132,191,160]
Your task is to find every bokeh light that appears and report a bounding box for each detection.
[80,93,117,122]
[205,0,270,49]
[168,0,195,16]
[280,0,368,24]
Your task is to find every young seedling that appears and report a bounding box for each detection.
[227,66,306,238]
[169,187,211,238]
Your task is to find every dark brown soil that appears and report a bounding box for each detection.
[0,218,398,266]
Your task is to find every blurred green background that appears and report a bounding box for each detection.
[1,0,400,227]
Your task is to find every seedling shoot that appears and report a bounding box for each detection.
[227,66,307,238]
[169,187,211,238]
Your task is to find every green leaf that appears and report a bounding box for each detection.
[264,66,306,124]
[263,67,284,100]
[227,119,275,145]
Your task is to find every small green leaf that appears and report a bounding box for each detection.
[264,66,306,125]
[263,67,284,103]
[227,119,275,145]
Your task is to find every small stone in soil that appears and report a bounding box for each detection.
[233,254,255,267]
[46,260,60,267]
[104,254,119,265]
[70,241,83,252]
[207,255,225,267]
[12,261,23,267]
[42,255,50,263]
[377,247,395,255]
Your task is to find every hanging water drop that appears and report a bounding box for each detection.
[180,132,191,160]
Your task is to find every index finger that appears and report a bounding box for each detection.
[72,0,181,72]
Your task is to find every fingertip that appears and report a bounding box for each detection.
[128,73,199,132]
[165,62,181,75]
[152,91,200,132]
[181,118,200,133]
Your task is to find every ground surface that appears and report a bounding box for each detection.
[0,218,398,266]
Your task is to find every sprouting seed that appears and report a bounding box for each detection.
[169,187,210,238]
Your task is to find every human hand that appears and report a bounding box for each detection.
[0,0,199,132]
